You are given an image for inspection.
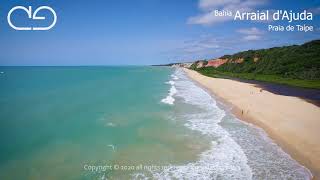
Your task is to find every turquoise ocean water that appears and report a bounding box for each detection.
[0,66,313,179]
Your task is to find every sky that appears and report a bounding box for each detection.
[0,0,319,65]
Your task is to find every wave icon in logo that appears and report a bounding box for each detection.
[7,6,57,31]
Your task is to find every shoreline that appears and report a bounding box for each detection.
[182,68,320,179]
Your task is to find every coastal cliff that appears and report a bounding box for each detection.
[176,40,320,89]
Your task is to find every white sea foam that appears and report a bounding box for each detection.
[165,80,175,85]
[108,144,116,151]
[155,69,253,179]
[161,77,178,105]
[224,115,313,179]
[161,86,177,105]
[161,96,175,105]
[105,122,116,127]
[171,74,179,80]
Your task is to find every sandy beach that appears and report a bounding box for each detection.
[183,68,320,179]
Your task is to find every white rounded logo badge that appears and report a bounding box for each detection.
[7,6,57,31]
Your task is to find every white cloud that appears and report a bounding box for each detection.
[237,27,264,41]
[243,35,261,41]
[179,35,220,54]
[309,6,320,15]
[188,0,268,25]
[164,34,242,61]
[199,0,239,10]
[237,27,264,35]
[188,12,234,25]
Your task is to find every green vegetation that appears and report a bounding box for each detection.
[194,40,320,89]
[190,62,198,70]
[197,67,320,89]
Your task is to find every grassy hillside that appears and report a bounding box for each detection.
[195,40,320,89]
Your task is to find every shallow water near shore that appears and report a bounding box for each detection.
[0,66,312,179]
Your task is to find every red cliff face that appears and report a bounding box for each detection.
[206,59,228,68]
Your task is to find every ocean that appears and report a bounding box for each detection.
[0,66,312,179]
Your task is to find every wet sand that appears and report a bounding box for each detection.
[183,68,320,179]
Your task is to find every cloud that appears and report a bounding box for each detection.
[237,27,264,41]
[199,0,239,10]
[177,35,220,54]
[243,35,261,41]
[165,29,267,60]
[237,27,264,35]
[308,6,320,15]
[162,34,241,61]
[188,0,268,25]
[188,13,234,25]
[163,29,310,61]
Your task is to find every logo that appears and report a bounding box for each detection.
[7,6,57,31]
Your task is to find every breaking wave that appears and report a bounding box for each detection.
[161,79,177,105]
[156,68,253,179]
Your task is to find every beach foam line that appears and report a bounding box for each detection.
[171,74,179,80]
[161,95,175,105]
[161,86,177,105]
[154,68,253,179]
[165,80,175,85]
[161,74,178,105]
